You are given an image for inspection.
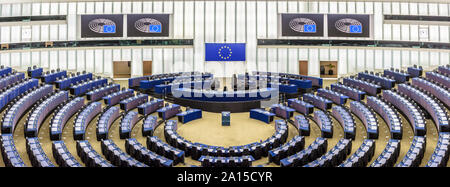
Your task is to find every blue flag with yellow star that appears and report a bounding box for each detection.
[205,43,246,61]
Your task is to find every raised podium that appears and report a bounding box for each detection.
[222,111,230,126]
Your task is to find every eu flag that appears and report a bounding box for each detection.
[149,25,162,33]
[205,43,246,61]
[103,25,116,33]
[349,25,362,33]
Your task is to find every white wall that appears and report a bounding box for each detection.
[0,1,449,78]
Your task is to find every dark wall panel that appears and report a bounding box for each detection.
[81,14,124,38]
[281,14,324,37]
[327,14,370,37]
[127,14,170,37]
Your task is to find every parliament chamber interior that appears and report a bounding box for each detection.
[0,0,449,168]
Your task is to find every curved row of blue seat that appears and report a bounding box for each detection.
[330,83,366,101]
[41,70,67,84]
[396,136,426,167]
[366,96,402,139]
[147,136,185,165]
[130,72,203,88]
[252,71,322,88]
[100,139,147,167]
[339,139,375,167]
[138,98,164,115]
[0,134,26,167]
[27,66,42,78]
[142,115,159,137]
[96,106,120,141]
[313,110,333,138]
[0,72,24,90]
[164,120,287,161]
[437,65,450,76]
[102,88,134,106]
[0,78,38,110]
[139,73,210,90]
[280,137,328,167]
[25,91,68,138]
[125,138,174,167]
[407,65,423,78]
[358,71,396,89]
[52,140,82,167]
[76,140,113,167]
[50,97,85,140]
[266,82,298,94]
[274,120,289,142]
[70,77,108,96]
[426,71,449,89]
[382,90,426,136]
[199,155,255,167]
[2,84,53,133]
[157,104,182,121]
[140,77,175,90]
[294,115,310,136]
[398,83,449,132]
[383,68,410,83]
[412,77,450,108]
[73,102,102,140]
[55,72,92,90]
[26,137,55,167]
[288,98,314,115]
[0,66,12,77]
[350,101,379,139]
[86,83,120,101]
[268,136,305,165]
[119,94,148,112]
[249,108,274,124]
[119,111,140,139]
[426,132,450,167]
[129,76,150,88]
[370,139,400,167]
[304,138,352,167]
[331,106,356,140]
[303,93,333,111]
[270,104,294,119]
[317,88,348,105]
[173,88,278,102]
[343,77,381,96]
[155,79,213,95]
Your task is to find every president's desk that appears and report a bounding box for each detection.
[171,88,278,113]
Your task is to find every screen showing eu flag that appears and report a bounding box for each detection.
[205,43,246,61]
[81,14,123,38]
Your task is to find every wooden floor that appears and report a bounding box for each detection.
[0,74,447,167]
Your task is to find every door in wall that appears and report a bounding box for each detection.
[299,61,308,76]
[143,61,152,76]
[113,61,131,78]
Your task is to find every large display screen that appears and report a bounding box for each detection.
[127,14,170,37]
[81,14,124,38]
[327,14,370,37]
[281,14,324,37]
